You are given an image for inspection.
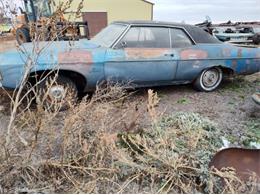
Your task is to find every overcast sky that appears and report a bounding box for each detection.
[150,0,260,24]
[2,0,260,24]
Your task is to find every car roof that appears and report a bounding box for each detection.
[113,20,191,28]
[112,20,221,44]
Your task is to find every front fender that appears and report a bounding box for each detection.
[0,44,107,90]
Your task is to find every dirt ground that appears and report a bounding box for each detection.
[0,37,259,147]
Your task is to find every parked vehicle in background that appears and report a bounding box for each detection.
[196,19,260,45]
[194,16,213,34]
[0,23,12,35]
[251,26,260,45]
[0,21,259,109]
[12,0,89,44]
[212,26,254,44]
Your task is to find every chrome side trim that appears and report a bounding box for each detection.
[110,24,131,49]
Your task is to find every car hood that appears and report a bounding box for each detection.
[0,39,103,66]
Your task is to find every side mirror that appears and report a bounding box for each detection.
[115,41,127,49]
[121,41,127,48]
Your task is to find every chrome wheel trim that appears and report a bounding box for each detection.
[202,69,220,88]
[48,85,66,102]
[200,68,223,91]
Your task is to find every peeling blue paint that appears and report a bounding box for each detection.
[0,39,259,92]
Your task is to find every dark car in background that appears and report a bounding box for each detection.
[196,19,260,45]
[251,26,260,45]
[212,26,256,44]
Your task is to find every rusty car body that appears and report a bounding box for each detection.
[0,21,260,106]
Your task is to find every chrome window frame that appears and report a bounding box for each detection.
[168,28,172,48]
[170,27,195,48]
[92,23,129,48]
[108,23,131,48]
[111,23,196,49]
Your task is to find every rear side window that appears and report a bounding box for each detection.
[185,25,221,43]
[117,26,171,48]
[171,28,193,48]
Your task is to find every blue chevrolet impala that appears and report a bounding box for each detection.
[0,21,259,107]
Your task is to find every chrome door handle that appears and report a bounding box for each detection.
[164,53,175,57]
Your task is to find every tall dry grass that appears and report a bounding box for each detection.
[0,86,259,193]
[0,0,86,147]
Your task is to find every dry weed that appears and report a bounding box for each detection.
[0,88,258,193]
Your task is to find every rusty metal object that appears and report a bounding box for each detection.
[209,148,260,181]
[252,92,260,105]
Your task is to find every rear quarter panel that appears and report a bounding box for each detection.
[176,43,260,81]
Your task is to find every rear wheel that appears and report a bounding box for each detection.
[194,67,223,92]
[37,76,78,111]
[16,28,31,45]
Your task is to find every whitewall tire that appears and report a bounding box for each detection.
[194,67,223,92]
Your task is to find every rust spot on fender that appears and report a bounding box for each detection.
[58,50,92,64]
[237,48,243,58]
[125,48,171,59]
[222,48,232,57]
[180,49,208,60]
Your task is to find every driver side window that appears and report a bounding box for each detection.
[119,27,140,48]
[116,26,171,49]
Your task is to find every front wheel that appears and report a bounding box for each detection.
[193,67,223,92]
[37,76,78,111]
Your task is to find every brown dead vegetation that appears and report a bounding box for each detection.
[0,85,259,193]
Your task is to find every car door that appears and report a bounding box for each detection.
[170,28,199,81]
[104,26,178,86]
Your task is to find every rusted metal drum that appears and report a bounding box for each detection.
[252,92,260,105]
[210,148,260,182]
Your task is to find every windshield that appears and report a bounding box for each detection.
[91,24,128,47]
